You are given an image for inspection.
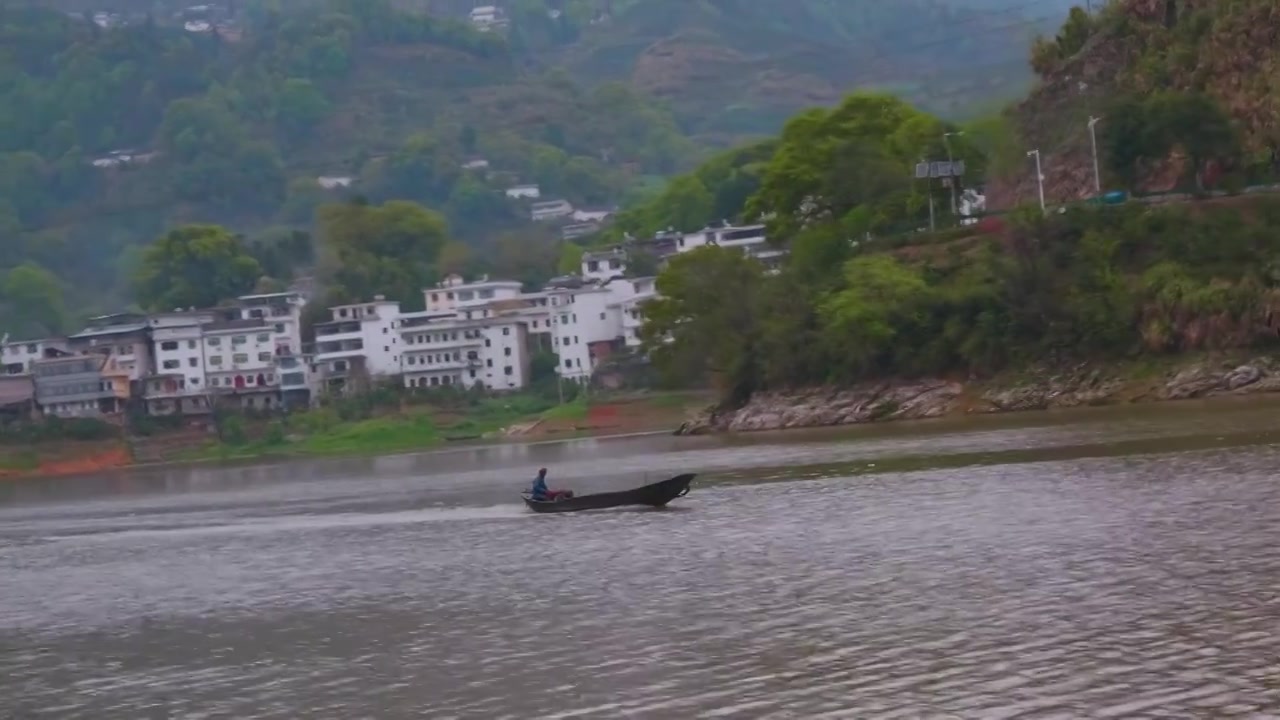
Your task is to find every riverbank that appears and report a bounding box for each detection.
[676,353,1280,434]
[0,391,710,479]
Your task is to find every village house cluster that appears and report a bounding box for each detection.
[0,223,777,422]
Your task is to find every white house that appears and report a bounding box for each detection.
[581,248,627,282]
[425,275,526,316]
[572,208,615,223]
[1,337,69,376]
[317,176,354,190]
[201,319,282,410]
[619,277,656,348]
[146,310,216,415]
[542,251,660,382]
[399,313,531,392]
[530,199,574,221]
[505,184,541,200]
[67,314,152,382]
[313,298,402,392]
[469,5,508,30]
[399,277,548,392]
[236,291,307,357]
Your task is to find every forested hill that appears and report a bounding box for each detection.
[549,0,1077,138]
[0,0,1073,336]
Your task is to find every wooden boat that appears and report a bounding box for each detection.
[522,473,696,514]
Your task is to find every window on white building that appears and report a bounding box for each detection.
[160,341,179,351]
[258,352,272,362]
[504,366,513,376]
[233,353,248,364]
[208,337,221,347]
[486,359,493,368]
[209,356,223,366]
[162,359,180,370]
[188,357,198,367]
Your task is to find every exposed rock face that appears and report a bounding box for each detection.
[988,0,1280,211]
[676,357,1280,435]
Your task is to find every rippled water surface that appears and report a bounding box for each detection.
[6,400,1280,718]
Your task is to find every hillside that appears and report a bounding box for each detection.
[0,0,1076,336]
[552,0,1073,141]
[988,0,1280,209]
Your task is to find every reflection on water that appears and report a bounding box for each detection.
[5,398,1280,717]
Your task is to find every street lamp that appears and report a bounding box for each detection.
[1027,149,1046,214]
[944,131,965,215]
[1087,116,1102,196]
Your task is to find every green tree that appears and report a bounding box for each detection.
[318,199,448,308]
[274,78,331,134]
[642,247,768,404]
[747,94,940,238]
[557,243,585,275]
[819,255,930,378]
[1,263,68,336]
[134,225,263,311]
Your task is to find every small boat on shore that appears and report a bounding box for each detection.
[522,473,696,514]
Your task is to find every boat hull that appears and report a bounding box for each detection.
[522,474,695,514]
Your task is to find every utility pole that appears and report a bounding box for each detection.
[1027,149,1046,214]
[944,131,964,216]
[1087,116,1103,196]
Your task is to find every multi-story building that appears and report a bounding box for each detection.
[145,310,216,416]
[313,298,401,394]
[235,291,312,408]
[530,199,574,222]
[235,291,307,356]
[541,248,659,383]
[619,277,657,348]
[67,313,151,384]
[581,248,627,283]
[1,337,70,376]
[397,276,546,392]
[31,353,120,418]
[202,319,282,410]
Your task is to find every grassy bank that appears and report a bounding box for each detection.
[170,391,703,464]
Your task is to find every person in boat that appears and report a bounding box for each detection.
[529,468,572,501]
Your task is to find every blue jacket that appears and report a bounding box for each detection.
[530,475,549,500]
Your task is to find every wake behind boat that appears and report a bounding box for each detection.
[522,473,696,514]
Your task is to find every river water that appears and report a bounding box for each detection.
[5,399,1280,718]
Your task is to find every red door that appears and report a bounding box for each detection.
[234,375,246,389]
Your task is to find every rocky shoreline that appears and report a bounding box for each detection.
[675,356,1280,435]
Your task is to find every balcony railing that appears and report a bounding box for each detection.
[315,322,361,337]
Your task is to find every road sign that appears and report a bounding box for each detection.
[914,162,930,179]
[930,161,952,178]
[952,160,965,176]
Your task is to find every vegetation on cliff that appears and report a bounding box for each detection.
[991,0,1280,207]
[637,57,1280,404]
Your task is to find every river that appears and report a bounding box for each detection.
[4,398,1280,718]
